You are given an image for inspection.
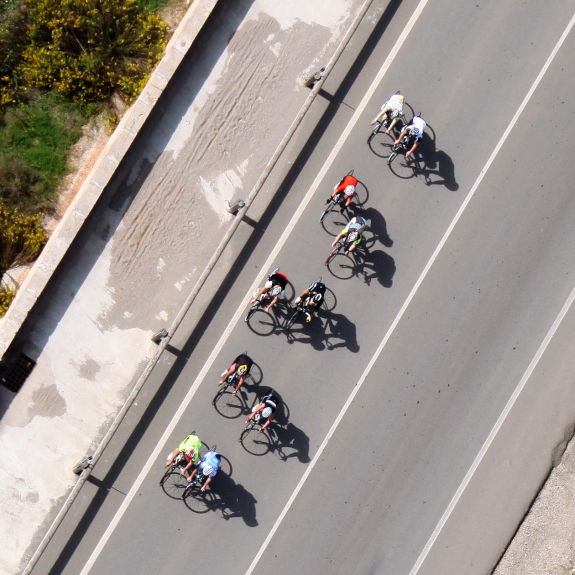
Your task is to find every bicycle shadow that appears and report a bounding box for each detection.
[360,249,396,288]
[361,207,393,248]
[273,422,311,463]
[414,133,459,191]
[211,474,258,527]
[323,311,359,352]
[284,313,328,351]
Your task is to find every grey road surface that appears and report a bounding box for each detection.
[31,2,575,575]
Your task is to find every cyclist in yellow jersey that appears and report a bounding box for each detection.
[218,353,254,394]
[165,433,203,476]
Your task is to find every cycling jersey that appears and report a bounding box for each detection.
[198,451,221,478]
[178,434,202,462]
[342,217,366,246]
[304,282,325,308]
[260,393,279,412]
[407,116,426,140]
[333,175,358,198]
[232,353,253,375]
[382,93,404,114]
[264,272,288,298]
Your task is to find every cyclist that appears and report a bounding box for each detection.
[395,115,426,159]
[370,91,405,133]
[250,269,288,313]
[187,449,222,491]
[165,433,203,477]
[294,281,326,322]
[331,215,367,255]
[218,353,253,394]
[246,391,280,432]
[327,173,358,213]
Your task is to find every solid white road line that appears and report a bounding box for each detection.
[408,286,575,575]
[406,16,575,574]
[245,9,575,575]
[79,1,430,572]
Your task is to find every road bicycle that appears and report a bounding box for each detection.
[324,230,360,265]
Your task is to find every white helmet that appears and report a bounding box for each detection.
[270,285,282,296]
[202,465,214,476]
[262,407,273,418]
[344,184,355,197]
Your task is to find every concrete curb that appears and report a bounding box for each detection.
[0,0,220,361]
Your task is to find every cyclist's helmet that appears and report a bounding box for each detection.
[202,465,214,476]
[236,364,248,375]
[348,230,359,242]
[410,127,420,136]
[262,407,273,418]
[312,293,323,303]
[309,281,326,294]
[344,184,355,197]
[270,285,282,296]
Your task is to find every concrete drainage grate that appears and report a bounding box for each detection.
[1,353,36,392]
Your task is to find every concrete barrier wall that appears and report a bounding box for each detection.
[0,0,220,362]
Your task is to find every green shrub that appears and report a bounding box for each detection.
[0,289,16,317]
[0,203,47,277]
[19,0,168,104]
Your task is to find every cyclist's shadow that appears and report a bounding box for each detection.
[362,207,393,249]
[359,249,396,288]
[273,422,311,463]
[323,311,359,352]
[416,134,459,191]
[284,314,328,351]
[211,475,258,527]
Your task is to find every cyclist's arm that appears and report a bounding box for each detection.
[234,375,247,394]
[332,228,348,247]
[187,466,199,482]
[201,476,213,492]
[261,414,275,430]
[248,403,264,420]
[407,140,420,156]
[265,295,279,311]
[395,128,408,144]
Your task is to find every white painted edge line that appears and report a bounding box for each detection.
[407,11,575,575]
[245,8,575,575]
[80,1,431,572]
[245,0,434,573]
[408,285,575,575]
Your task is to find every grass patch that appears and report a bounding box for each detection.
[0,92,97,212]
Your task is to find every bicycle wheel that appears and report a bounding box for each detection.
[213,389,243,419]
[368,131,395,158]
[388,149,399,165]
[325,243,342,266]
[160,470,188,499]
[370,121,382,137]
[244,302,259,323]
[183,485,211,513]
[239,427,272,456]
[320,198,337,223]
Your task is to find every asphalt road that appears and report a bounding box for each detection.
[31,2,575,575]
